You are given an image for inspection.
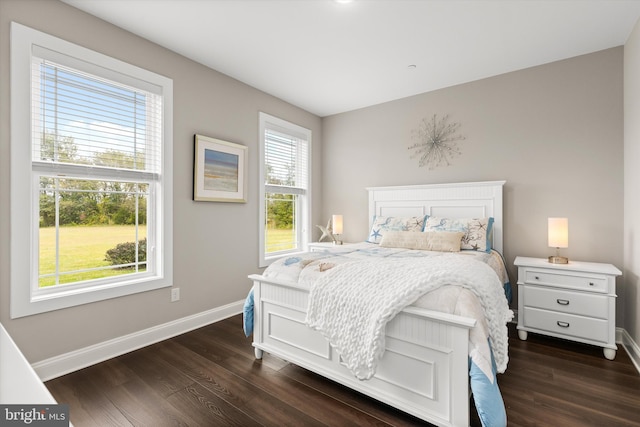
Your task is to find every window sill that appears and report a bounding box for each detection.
[11,276,172,319]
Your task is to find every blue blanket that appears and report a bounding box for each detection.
[242,288,506,427]
[243,288,254,336]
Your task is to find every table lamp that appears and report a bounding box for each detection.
[548,217,568,264]
[332,214,343,245]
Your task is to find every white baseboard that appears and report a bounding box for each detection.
[32,300,244,382]
[618,327,640,375]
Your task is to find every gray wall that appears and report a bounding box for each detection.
[624,20,640,345]
[0,0,322,362]
[322,48,624,318]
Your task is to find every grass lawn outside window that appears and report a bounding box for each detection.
[39,225,147,287]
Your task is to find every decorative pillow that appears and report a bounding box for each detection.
[423,217,494,252]
[366,215,427,244]
[424,231,465,251]
[380,230,463,252]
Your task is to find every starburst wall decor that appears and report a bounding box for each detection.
[408,114,466,170]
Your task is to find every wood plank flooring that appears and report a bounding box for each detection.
[45,315,640,426]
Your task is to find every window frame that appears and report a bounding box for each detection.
[10,22,173,318]
[258,112,311,267]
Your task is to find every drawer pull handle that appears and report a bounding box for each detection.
[556,299,570,305]
[589,282,595,286]
[534,276,540,280]
[557,321,570,328]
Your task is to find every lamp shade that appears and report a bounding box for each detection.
[548,218,568,248]
[332,215,343,235]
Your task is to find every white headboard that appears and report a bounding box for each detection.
[367,181,506,253]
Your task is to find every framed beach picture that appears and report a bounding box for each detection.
[193,134,248,202]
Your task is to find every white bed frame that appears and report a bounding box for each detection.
[248,180,506,427]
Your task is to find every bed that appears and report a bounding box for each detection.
[246,180,511,427]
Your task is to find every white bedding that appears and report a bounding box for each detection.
[262,242,513,382]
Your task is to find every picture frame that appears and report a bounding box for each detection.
[193,134,248,203]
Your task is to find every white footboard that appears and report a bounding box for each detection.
[249,274,476,427]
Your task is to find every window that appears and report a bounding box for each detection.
[10,23,173,318]
[259,113,311,267]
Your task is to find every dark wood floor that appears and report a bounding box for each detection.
[45,315,640,426]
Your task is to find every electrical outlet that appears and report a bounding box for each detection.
[171,287,180,302]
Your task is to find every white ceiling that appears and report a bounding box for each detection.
[61,0,640,117]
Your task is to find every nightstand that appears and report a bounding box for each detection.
[307,242,350,252]
[514,256,621,360]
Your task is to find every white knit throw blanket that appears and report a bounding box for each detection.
[305,255,512,380]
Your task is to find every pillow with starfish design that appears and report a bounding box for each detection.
[423,217,494,252]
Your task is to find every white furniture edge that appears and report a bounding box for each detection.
[249,180,505,427]
[0,322,58,404]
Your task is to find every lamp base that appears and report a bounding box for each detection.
[548,255,568,264]
[333,240,343,245]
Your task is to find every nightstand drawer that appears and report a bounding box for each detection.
[523,270,608,293]
[523,307,608,343]
[522,286,609,319]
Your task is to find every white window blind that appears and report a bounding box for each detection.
[264,128,309,194]
[31,51,162,179]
